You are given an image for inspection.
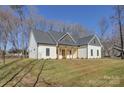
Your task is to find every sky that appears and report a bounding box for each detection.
[35,5,114,35]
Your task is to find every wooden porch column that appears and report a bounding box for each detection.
[65,47,67,59]
[72,48,73,59]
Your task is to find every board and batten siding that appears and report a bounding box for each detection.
[29,31,38,59]
[87,45,101,58]
[78,45,88,59]
[38,44,57,59]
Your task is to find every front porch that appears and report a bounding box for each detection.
[57,45,78,59]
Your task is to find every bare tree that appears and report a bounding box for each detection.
[9,17,21,54]
[10,5,25,58]
[111,6,124,59]
[99,17,109,57]
[27,6,46,31]
[0,30,2,57]
[0,10,14,64]
[99,17,108,41]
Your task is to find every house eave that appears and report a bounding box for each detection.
[37,42,56,46]
[58,43,78,46]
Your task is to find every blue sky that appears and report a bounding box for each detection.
[35,5,113,34]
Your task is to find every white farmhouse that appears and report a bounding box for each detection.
[29,30,102,59]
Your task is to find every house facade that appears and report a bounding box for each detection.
[29,30,102,59]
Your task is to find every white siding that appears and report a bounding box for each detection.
[88,45,101,58]
[78,46,87,58]
[38,44,57,59]
[29,31,38,59]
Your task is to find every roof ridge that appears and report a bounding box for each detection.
[79,34,94,39]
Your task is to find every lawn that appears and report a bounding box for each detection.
[0,58,124,87]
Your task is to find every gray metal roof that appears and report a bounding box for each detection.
[32,30,56,45]
[32,30,94,46]
[58,35,77,46]
[49,31,77,45]
[49,31,66,41]
[76,35,94,45]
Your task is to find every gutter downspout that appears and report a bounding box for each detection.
[87,44,89,59]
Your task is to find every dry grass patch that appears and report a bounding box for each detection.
[0,58,124,87]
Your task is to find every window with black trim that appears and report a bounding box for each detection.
[69,50,72,55]
[91,49,93,56]
[46,48,50,56]
[97,50,99,56]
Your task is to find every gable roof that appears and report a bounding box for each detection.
[31,30,102,46]
[32,30,76,46]
[58,34,77,46]
[88,35,103,47]
[49,31,66,42]
[76,35,94,45]
[32,30,56,45]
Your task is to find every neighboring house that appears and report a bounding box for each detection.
[29,30,102,59]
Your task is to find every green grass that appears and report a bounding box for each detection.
[0,58,124,87]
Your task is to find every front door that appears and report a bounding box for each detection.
[62,49,66,59]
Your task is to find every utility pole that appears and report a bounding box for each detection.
[117,6,124,59]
